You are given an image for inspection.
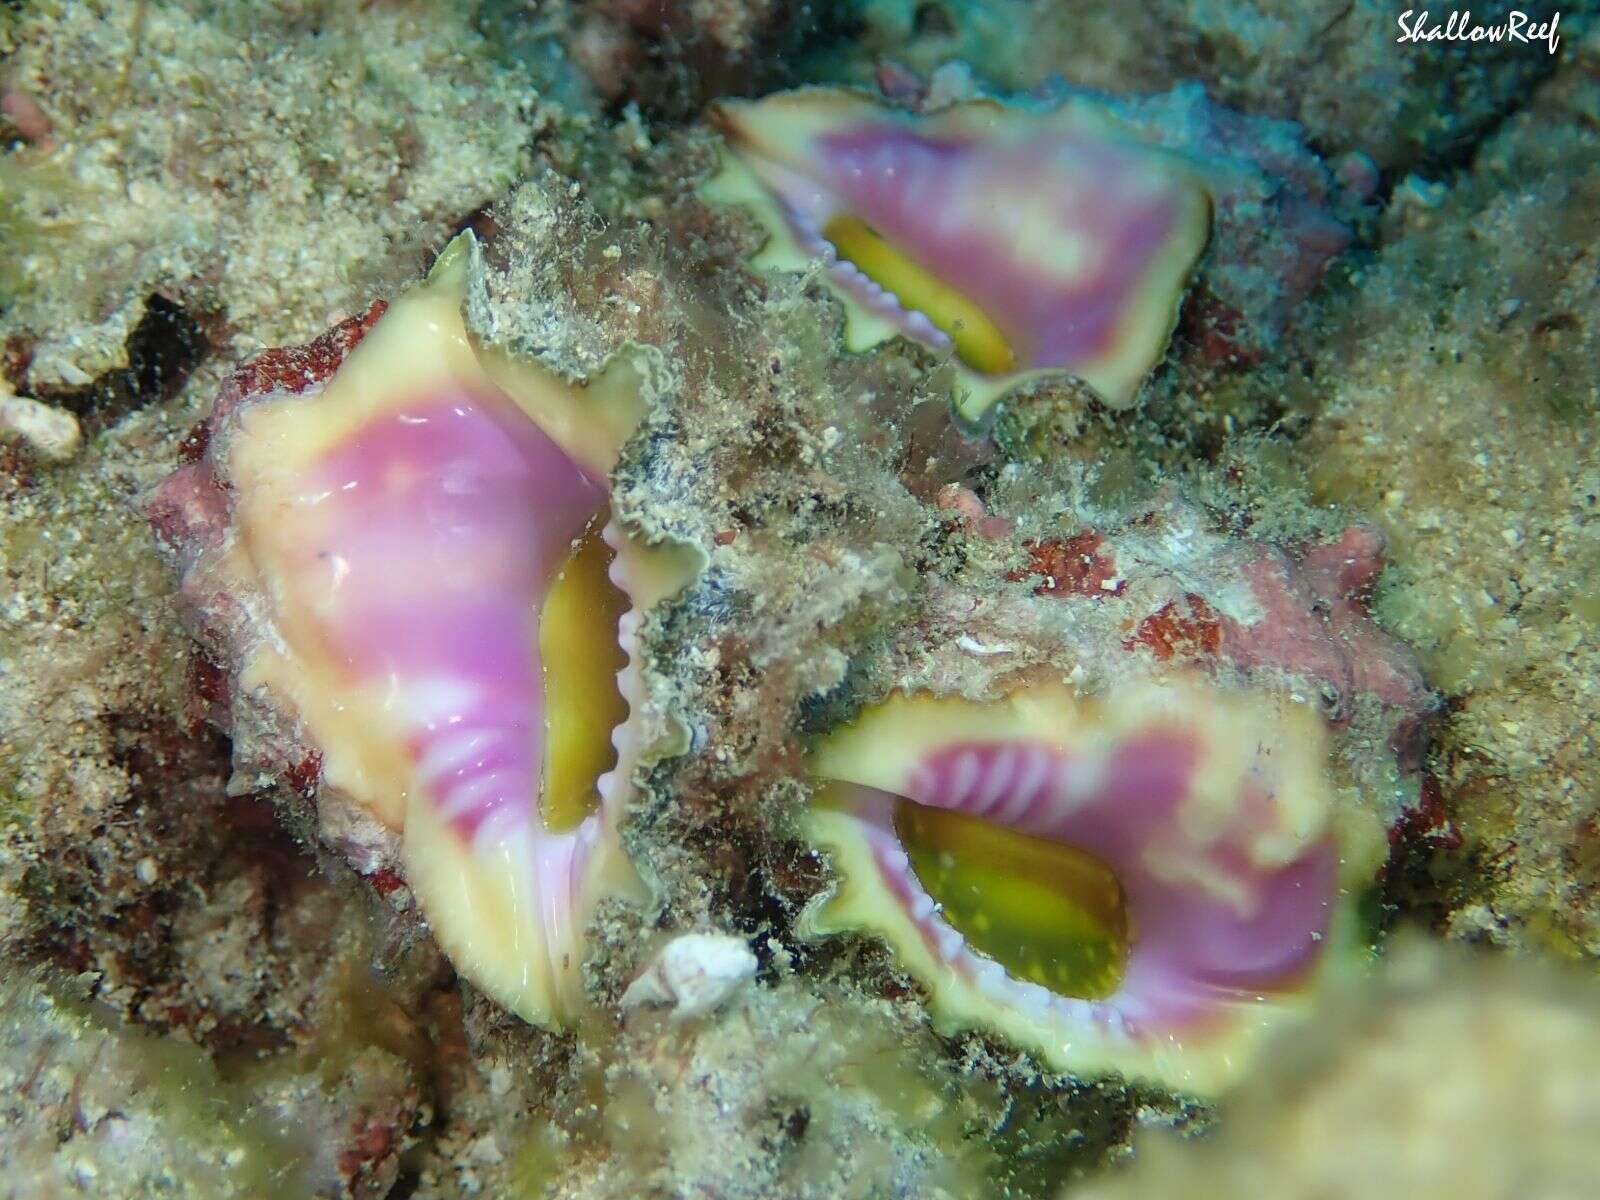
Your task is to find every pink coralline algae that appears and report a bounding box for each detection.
[1219,526,1434,738]
[1002,497,1436,749]
[1010,528,1126,599]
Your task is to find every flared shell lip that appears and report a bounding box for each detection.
[800,681,1384,1096]
[384,240,709,1026]
[154,234,706,1030]
[802,803,1356,1096]
[704,87,1214,419]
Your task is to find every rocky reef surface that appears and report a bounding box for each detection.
[2,2,1598,1198]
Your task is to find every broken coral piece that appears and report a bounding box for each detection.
[148,236,702,1029]
[804,678,1381,1095]
[704,86,1212,419]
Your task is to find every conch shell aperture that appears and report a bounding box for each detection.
[149,237,703,1027]
[805,680,1378,1095]
[705,87,1213,419]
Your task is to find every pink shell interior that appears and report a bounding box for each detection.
[262,377,619,961]
[840,732,1337,1039]
[286,383,606,847]
[145,259,671,1026]
[803,124,1195,370]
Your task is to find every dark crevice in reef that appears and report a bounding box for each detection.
[1392,43,1565,178]
[13,697,339,1057]
[45,293,210,434]
[1352,16,1590,237]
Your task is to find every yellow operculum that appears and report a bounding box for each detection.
[822,215,1018,376]
[896,799,1128,1000]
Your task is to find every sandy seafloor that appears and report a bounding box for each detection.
[0,1,1598,1197]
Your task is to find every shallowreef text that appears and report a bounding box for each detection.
[1396,9,1562,53]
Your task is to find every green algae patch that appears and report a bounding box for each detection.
[0,972,315,1198]
[1572,590,1600,628]
[0,741,29,829]
[507,1122,580,1198]
[1569,549,1600,628]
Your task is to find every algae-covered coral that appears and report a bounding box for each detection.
[2,0,1599,1197]
[0,0,533,392]
[1072,937,1600,1200]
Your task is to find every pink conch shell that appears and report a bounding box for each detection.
[704,87,1212,418]
[806,680,1382,1095]
[149,238,702,1027]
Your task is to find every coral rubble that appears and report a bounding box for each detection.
[0,0,531,393]
[1293,33,1600,958]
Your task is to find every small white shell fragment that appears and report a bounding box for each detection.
[955,635,1014,656]
[621,932,758,1020]
[0,389,83,463]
